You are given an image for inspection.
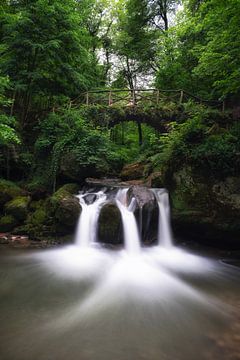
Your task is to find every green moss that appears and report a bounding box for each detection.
[0,215,17,232]
[5,196,30,221]
[0,179,24,208]
[57,183,79,195]
[49,186,81,232]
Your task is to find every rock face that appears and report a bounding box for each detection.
[167,166,240,246]
[126,186,158,243]
[0,180,24,209]
[0,182,81,240]
[98,203,123,245]
[49,186,81,234]
[5,196,30,221]
[0,215,17,232]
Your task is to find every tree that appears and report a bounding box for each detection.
[0,0,100,126]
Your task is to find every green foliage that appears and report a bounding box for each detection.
[156,1,240,101]
[0,0,102,124]
[34,109,124,187]
[149,106,240,178]
[0,115,20,146]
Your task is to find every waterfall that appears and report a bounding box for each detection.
[116,188,141,254]
[153,189,173,248]
[75,191,107,247]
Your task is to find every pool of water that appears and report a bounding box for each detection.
[0,245,239,360]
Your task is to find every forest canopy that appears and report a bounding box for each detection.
[0,0,239,189]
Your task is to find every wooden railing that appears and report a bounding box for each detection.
[69,88,225,110]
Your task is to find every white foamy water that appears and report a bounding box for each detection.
[2,186,239,360]
[75,191,107,247]
[153,188,173,248]
[116,188,141,254]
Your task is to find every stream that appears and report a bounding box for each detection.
[0,187,239,360]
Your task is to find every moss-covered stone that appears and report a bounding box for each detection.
[57,183,80,195]
[49,186,81,232]
[0,179,24,209]
[5,196,30,221]
[169,166,240,245]
[98,203,123,244]
[0,215,18,232]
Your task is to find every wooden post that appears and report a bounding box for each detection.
[179,90,184,104]
[86,92,89,106]
[10,91,16,117]
[222,100,225,112]
[156,90,160,105]
[137,120,143,146]
[132,89,136,106]
[108,91,112,106]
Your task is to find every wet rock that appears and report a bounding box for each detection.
[127,186,158,243]
[83,194,97,205]
[4,196,30,221]
[98,203,123,244]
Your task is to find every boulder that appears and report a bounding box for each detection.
[57,183,80,195]
[127,186,158,243]
[50,186,81,232]
[0,179,24,209]
[5,196,30,221]
[98,203,123,244]
[0,215,18,232]
[169,166,240,246]
[120,162,145,181]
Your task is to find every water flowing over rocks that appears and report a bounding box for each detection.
[127,186,158,243]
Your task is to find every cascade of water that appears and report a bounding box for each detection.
[75,191,107,247]
[116,188,141,253]
[153,189,173,248]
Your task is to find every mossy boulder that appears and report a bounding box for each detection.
[50,186,81,232]
[5,196,30,221]
[0,215,18,232]
[98,203,123,245]
[19,203,50,238]
[169,166,240,246]
[57,183,79,195]
[0,179,24,209]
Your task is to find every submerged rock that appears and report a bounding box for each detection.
[98,203,123,245]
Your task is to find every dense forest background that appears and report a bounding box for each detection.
[0,0,240,244]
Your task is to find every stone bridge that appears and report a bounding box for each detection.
[68,89,224,145]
